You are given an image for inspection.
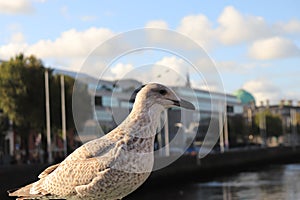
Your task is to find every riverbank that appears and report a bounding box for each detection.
[146,146,300,184]
[1,146,300,200]
[125,146,300,199]
[126,163,300,200]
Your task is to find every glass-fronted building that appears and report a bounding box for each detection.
[79,78,243,150]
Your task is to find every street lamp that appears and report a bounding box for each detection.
[45,69,53,163]
[60,75,67,157]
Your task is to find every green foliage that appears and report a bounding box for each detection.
[0,53,91,135]
[49,74,81,132]
[0,54,46,131]
[227,114,247,145]
[0,53,92,158]
[254,110,283,137]
[0,113,9,134]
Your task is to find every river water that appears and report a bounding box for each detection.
[127,163,300,200]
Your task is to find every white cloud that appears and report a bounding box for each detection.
[155,56,187,74]
[0,27,115,71]
[249,36,300,60]
[110,63,134,80]
[29,28,113,58]
[173,4,300,64]
[152,56,219,89]
[153,56,190,86]
[177,14,216,50]
[145,20,168,29]
[217,6,271,45]
[0,43,28,59]
[243,79,283,105]
[102,56,191,86]
[242,77,300,106]
[0,0,34,15]
[1,5,300,78]
[275,19,300,35]
[174,6,289,49]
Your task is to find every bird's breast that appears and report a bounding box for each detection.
[111,136,155,173]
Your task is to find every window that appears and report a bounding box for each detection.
[95,96,119,107]
[102,96,119,107]
[95,96,102,106]
[94,110,113,121]
[227,105,234,113]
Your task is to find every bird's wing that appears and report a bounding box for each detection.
[64,131,122,162]
[30,154,116,197]
[35,136,116,180]
[9,134,122,198]
[74,168,111,197]
[38,163,60,179]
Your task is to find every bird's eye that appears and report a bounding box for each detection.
[159,89,167,95]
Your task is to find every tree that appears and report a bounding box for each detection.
[0,112,9,155]
[297,112,300,135]
[49,75,76,130]
[227,114,247,146]
[0,54,46,129]
[0,112,9,134]
[254,110,283,137]
[0,54,46,159]
[0,53,92,159]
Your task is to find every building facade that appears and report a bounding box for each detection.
[235,89,300,147]
[78,78,244,153]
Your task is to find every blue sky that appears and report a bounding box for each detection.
[0,0,299,105]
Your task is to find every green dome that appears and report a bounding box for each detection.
[233,89,256,105]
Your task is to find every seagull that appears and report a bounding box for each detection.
[8,83,195,200]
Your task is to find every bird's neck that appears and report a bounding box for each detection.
[122,103,164,138]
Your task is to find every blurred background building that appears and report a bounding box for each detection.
[1,69,300,164]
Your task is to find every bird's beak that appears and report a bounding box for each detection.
[172,98,195,110]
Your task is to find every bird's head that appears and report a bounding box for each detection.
[130,83,195,111]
